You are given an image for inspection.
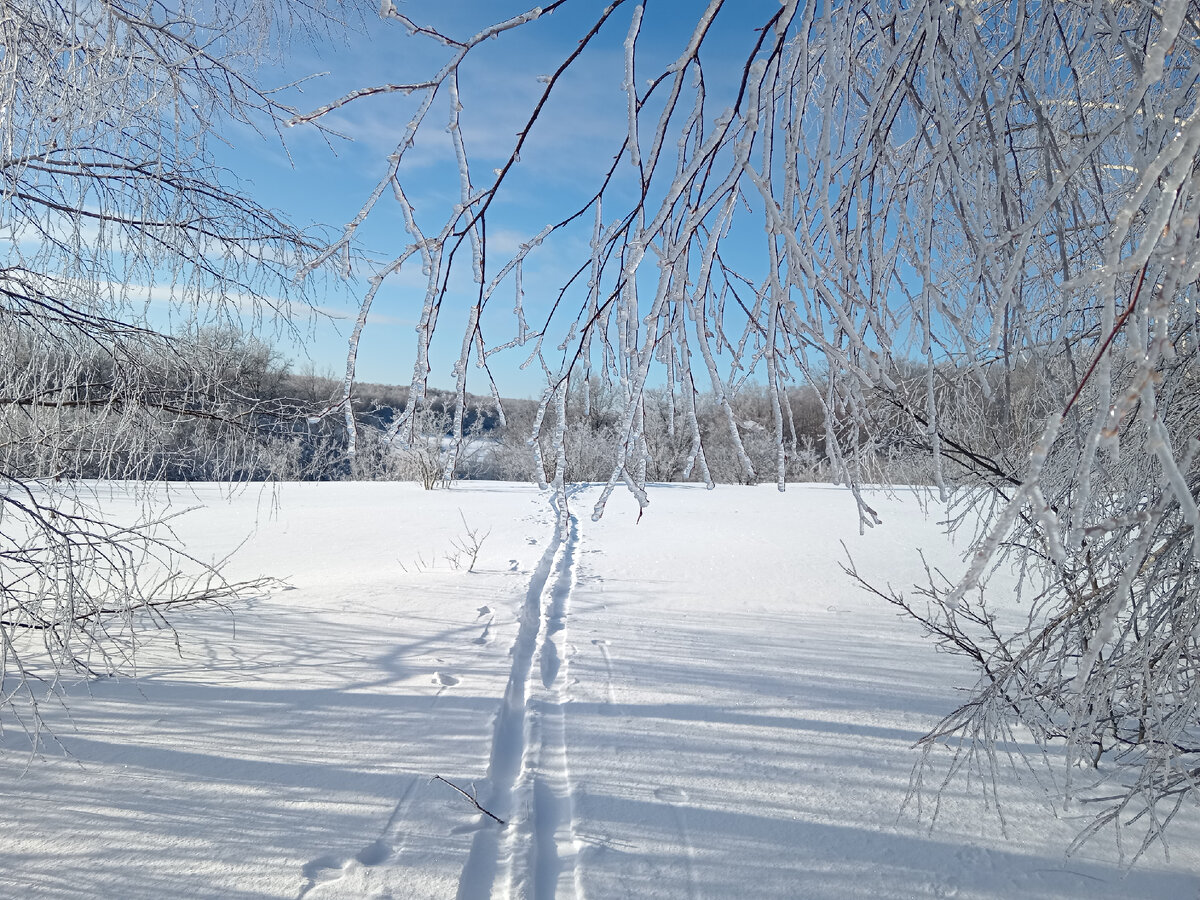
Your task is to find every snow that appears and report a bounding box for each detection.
[0,482,1197,899]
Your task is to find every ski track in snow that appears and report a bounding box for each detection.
[654,787,700,900]
[523,512,581,900]
[590,639,617,709]
[457,502,583,900]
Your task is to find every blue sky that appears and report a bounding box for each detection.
[218,1,784,398]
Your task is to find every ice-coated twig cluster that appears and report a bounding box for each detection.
[0,1,334,748]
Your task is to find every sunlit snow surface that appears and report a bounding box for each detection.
[0,482,1197,899]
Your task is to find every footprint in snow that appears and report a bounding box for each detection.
[473,617,494,645]
[300,853,343,885]
[433,672,460,687]
[355,839,391,866]
[297,841,393,897]
[297,854,348,897]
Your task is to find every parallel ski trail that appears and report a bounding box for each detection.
[457,502,582,900]
[495,509,582,900]
[521,513,580,900]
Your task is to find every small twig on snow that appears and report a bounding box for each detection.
[432,775,506,825]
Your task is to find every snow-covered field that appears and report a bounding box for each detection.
[1,482,1197,899]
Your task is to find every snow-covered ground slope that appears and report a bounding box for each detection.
[0,482,1196,899]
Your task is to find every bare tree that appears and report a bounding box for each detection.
[294,0,1200,852]
[0,0,331,745]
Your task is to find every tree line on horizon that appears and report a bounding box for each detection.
[6,324,1056,490]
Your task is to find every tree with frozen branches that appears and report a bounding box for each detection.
[0,0,330,744]
[293,0,1200,852]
